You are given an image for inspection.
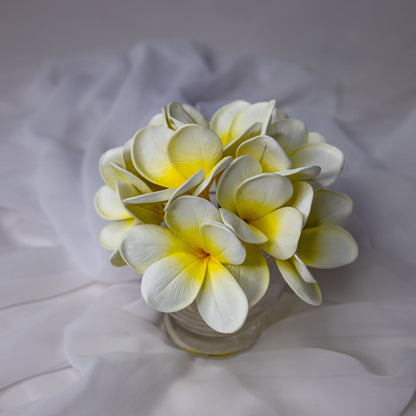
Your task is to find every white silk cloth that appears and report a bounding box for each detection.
[1,40,415,415]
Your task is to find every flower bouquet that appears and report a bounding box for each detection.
[95,100,358,353]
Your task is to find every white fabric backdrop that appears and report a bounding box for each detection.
[1,40,416,415]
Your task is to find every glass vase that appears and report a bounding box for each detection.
[163,270,284,357]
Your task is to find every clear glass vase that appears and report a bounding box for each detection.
[163,270,285,357]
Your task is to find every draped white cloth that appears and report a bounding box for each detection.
[1,40,415,415]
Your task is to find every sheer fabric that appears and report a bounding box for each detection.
[0,40,415,415]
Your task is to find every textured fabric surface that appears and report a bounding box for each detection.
[0,40,415,415]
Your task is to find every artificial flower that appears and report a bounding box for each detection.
[94,146,164,265]
[129,123,231,201]
[216,155,303,259]
[95,99,359,333]
[210,100,287,147]
[147,102,209,130]
[119,196,269,333]
[211,100,344,187]
[276,189,358,304]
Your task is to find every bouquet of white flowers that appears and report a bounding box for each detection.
[95,100,358,334]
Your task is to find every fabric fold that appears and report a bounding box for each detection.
[0,39,415,415]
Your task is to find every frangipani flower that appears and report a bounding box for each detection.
[95,99,359,334]
[210,100,288,148]
[266,118,344,187]
[211,100,344,188]
[95,120,232,264]
[216,155,303,260]
[148,102,209,130]
[129,123,232,203]
[276,189,358,305]
[94,146,164,265]
[119,196,269,333]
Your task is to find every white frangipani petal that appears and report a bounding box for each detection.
[132,126,185,187]
[166,103,209,129]
[306,190,353,227]
[284,181,314,225]
[210,100,250,145]
[116,180,139,200]
[251,207,303,260]
[161,106,174,129]
[225,244,269,307]
[94,186,130,220]
[236,135,292,172]
[119,224,192,274]
[99,218,135,249]
[110,249,127,267]
[272,106,289,122]
[260,100,277,134]
[141,252,206,313]
[270,119,308,154]
[220,208,268,244]
[197,259,248,333]
[306,180,323,191]
[164,169,205,211]
[229,101,276,140]
[291,143,344,187]
[123,188,176,205]
[292,254,317,283]
[223,122,263,157]
[200,221,246,265]
[216,155,262,214]
[165,196,221,250]
[117,181,162,224]
[122,139,162,192]
[192,156,232,197]
[277,166,321,182]
[307,132,327,144]
[147,112,166,127]
[111,163,152,194]
[167,102,197,129]
[276,257,322,305]
[122,139,139,175]
[297,225,358,268]
[183,104,209,128]
[235,173,294,221]
[167,124,223,179]
[99,147,125,190]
